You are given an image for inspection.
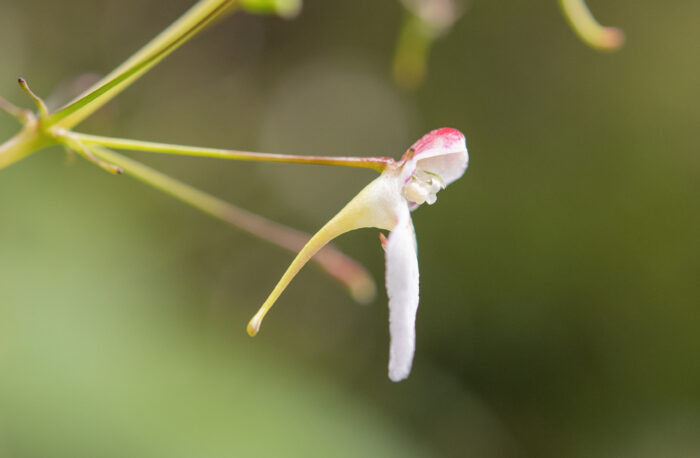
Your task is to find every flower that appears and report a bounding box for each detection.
[247,127,469,381]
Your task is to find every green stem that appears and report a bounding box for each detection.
[72,132,393,172]
[88,145,376,304]
[558,0,624,51]
[49,0,237,129]
[0,119,54,170]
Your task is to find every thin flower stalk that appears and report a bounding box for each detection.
[87,145,376,303]
[70,132,393,172]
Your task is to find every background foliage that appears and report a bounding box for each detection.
[1,0,699,456]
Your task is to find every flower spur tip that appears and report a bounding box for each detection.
[247,314,263,337]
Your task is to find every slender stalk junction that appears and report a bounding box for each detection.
[0,0,380,305]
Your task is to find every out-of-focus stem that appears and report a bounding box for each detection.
[88,145,377,304]
[61,134,124,175]
[0,96,29,122]
[49,0,237,129]
[558,0,624,51]
[393,14,433,90]
[72,132,393,172]
[240,0,301,18]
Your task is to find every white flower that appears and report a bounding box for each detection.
[247,128,469,381]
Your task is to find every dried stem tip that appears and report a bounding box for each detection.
[17,77,50,119]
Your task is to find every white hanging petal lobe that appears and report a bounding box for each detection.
[385,204,420,382]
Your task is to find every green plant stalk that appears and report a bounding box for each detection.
[0,0,378,304]
[71,132,392,172]
[0,0,238,171]
[88,145,376,304]
[0,118,54,170]
[50,0,237,129]
[558,0,624,51]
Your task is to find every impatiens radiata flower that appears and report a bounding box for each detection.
[247,127,468,381]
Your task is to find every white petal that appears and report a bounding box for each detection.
[385,205,420,382]
[401,128,469,186]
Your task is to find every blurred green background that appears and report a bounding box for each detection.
[1,1,699,457]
